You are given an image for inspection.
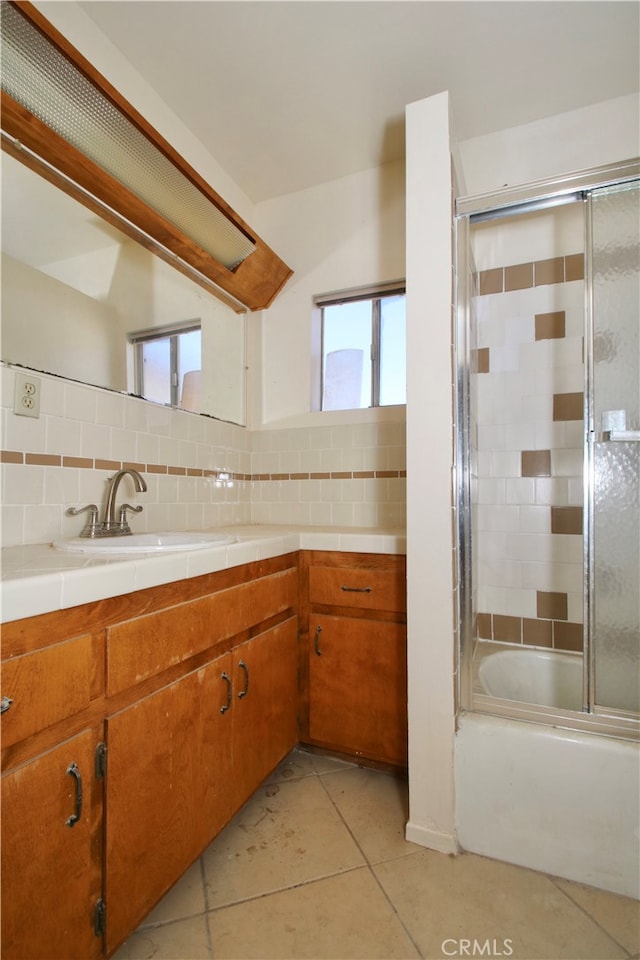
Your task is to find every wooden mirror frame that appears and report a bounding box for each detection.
[1,1,293,312]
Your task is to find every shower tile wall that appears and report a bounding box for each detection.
[0,364,406,547]
[471,206,585,652]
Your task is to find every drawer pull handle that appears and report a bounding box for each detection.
[341,585,372,593]
[314,625,323,656]
[238,660,249,698]
[0,696,13,714]
[220,672,232,713]
[65,762,83,828]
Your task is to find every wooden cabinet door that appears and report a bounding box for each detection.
[104,652,233,954]
[232,617,298,809]
[309,614,407,766]
[1,728,101,960]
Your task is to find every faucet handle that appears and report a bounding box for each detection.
[117,503,143,534]
[66,504,101,539]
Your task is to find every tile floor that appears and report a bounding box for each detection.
[113,748,639,960]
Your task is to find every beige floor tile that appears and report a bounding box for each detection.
[321,765,418,863]
[111,913,211,960]
[267,747,324,783]
[554,877,640,955]
[202,774,365,908]
[208,866,420,959]
[138,859,206,928]
[374,849,628,960]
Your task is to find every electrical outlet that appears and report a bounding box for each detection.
[14,373,41,418]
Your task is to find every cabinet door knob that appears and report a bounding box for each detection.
[314,624,323,656]
[341,584,372,593]
[0,696,13,714]
[220,672,232,713]
[65,762,83,828]
[238,660,249,698]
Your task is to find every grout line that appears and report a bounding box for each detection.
[547,876,637,958]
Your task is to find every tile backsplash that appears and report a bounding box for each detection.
[1,365,406,546]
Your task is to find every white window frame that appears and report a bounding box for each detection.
[313,281,406,411]
[129,319,201,408]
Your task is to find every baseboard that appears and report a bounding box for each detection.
[405,820,459,854]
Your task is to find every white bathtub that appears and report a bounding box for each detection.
[478,648,583,711]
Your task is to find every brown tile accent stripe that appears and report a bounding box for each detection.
[521,450,551,477]
[476,252,584,296]
[472,348,490,373]
[535,311,565,340]
[477,611,583,652]
[1,451,405,484]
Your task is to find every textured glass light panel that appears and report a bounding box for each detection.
[591,181,640,713]
[379,294,407,406]
[1,4,255,270]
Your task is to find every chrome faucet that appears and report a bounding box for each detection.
[66,468,147,538]
[102,469,147,535]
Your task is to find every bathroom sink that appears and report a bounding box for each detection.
[53,532,236,554]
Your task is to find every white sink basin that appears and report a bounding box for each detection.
[53,532,236,555]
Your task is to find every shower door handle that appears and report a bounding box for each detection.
[600,430,640,441]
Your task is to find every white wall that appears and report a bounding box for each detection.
[253,160,406,428]
[459,92,639,197]
[405,91,457,852]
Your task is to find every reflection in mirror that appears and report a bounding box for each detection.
[1,152,247,425]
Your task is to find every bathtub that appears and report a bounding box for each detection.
[477,647,583,711]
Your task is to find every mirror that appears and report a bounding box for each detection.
[1,152,247,426]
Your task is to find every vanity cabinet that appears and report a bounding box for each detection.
[1,553,298,960]
[1,727,102,960]
[300,551,407,768]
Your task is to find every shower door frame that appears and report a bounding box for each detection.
[454,157,640,742]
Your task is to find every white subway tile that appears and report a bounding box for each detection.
[80,422,110,459]
[2,463,44,503]
[551,448,583,477]
[491,450,521,478]
[519,506,550,534]
[505,478,535,505]
[3,409,47,453]
[24,504,62,544]
[96,392,125,428]
[46,416,82,457]
[64,383,97,423]
[535,476,570,506]
[1,504,24,547]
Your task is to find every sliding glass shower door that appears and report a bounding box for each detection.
[589,180,640,715]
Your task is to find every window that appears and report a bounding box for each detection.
[315,283,406,411]
[129,321,201,411]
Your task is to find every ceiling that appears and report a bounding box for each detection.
[78,2,639,203]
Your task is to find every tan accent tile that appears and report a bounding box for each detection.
[94,458,120,471]
[122,461,145,472]
[553,392,583,421]
[471,347,490,373]
[523,618,553,647]
[375,470,397,478]
[521,450,551,477]
[374,848,627,960]
[493,614,522,643]
[551,506,583,535]
[554,878,640,956]
[504,261,533,291]
[477,612,492,640]
[535,310,566,340]
[290,473,309,480]
[565,252,585,281]
[186,468,202,477]
[332,471,352,479]
[535,257,564,286]
[168,465,186,475]
[310,473,330,479]
[1,450,24,463]
[25,453,61,466]
[147,463,167,474]
[63,456,93,469]
[554,620,584,651]
[359,471,375,478]
[537,590,568,620]
[479,268,503,295]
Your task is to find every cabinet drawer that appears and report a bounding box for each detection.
[107,567,298,695]
[1,635,92,748]
[309,566,406,613]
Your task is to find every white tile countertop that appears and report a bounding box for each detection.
[0,525,406,623]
